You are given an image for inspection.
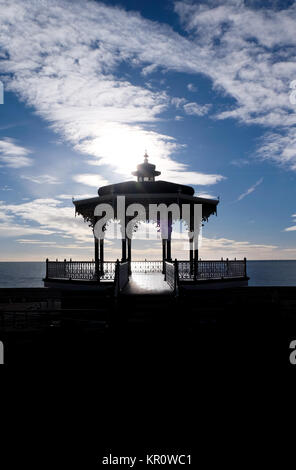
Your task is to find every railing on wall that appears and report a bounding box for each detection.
[178,259,247,281]
[46,260,116,281]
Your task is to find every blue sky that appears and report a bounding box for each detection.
[0,0,295,260]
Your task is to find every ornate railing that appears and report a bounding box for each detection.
[131,261,162,273]
[178,259,247,281]
[101,262,116,280]
[46,260,116,281]
[46,259,247,284]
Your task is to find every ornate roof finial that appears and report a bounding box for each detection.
[132,151,161,181]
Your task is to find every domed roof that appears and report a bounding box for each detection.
[98,180,194,196]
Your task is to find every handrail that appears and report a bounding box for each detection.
[164,259,179,296]
[114,260,129,297]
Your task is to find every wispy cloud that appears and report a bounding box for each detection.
[15,238,92,249]
[237,177,263,201]
[0,198,93,242]
[230,159,250,167]
[21,174,60,184]
[0,138,33,168]
[284,213,296,232]
[257,130,296,172]
[16,239,58,246]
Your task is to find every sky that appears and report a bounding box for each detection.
[0,0,295,261]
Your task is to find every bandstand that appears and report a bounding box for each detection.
[44,153,248,293]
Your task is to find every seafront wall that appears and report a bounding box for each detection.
[0,286,295,366]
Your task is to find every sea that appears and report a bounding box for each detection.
[0,261,295,288]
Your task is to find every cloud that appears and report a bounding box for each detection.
[21,174,60,184]
[237,177,263,201]
[197,192,217,199]
[2,0,296,177]
[57,193,94,200]
[256,129,296,171]
[0,138,33,168]
[141,64,159,76]
[15,238,92,249]
[73,174,109,188]
[230,159,250,167]
[16,239,58,246]
[161,170,224,186]
[284,213,296,232]
[187,83,197,92]
[0,198,93,242]
[199,236,279,260]
[183,102,211,116]
[174,0,296,169]
[0,0,225,186]
[172,97,211,117]
[133,235,292,260]
[171,97,187,109]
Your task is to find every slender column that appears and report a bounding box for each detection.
[166,238,172,261]
[121,238,127,262]
[194,235,199,262]
[127,237,132,275]
[167,213,172,261]
[162,238,167,274]
[191,208,198,280]
[194,246,199,262]
[190,246,194,276]
[189,238,194,268]
[99,238,104,274]
[193,239,198,281]
[94,236,100,281]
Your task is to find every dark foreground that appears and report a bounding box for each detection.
[1,287,295,468]
[1,286,296,370]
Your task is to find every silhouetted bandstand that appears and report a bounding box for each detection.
[44,153,248,293]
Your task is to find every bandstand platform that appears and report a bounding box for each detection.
[44,154,249,293]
